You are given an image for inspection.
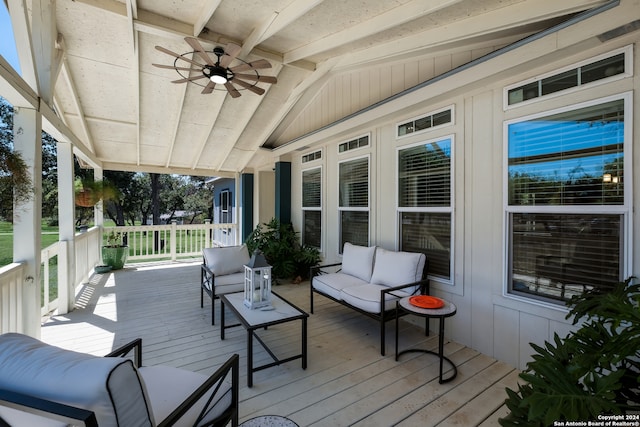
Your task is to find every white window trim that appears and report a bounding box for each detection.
[396,135,455,286]
[503,45,633,110]
[302,165,323,251]
[396,105,455,140]
[337,132,371,155]
[301,148,323,164]
[502,92,633,308]
[338,154,371,250]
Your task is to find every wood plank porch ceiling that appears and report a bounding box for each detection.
[7,0,609,176]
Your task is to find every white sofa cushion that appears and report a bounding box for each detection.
[370,248,426,291]
[138,365,232,427]
[341,284,414,313]
[203,245,250,276]
[0,333,152,427]
[0,406,68,427]
[312,272,369,301]
[341,243,376,283]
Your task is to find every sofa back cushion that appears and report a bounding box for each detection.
[0,333,152,427]
[341,242,376,283]
[370,248,426,289]
[203,245,250,276]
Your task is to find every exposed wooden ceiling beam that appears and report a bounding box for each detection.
[283,0,464,64]
[59,59,96,154]
[7,0,37,91]
[331,0,609,72]
[193,0,222,36]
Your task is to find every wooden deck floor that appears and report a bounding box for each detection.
[41,261,519,426]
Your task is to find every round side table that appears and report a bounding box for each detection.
[240,415,299,427]
[395,296,458,384]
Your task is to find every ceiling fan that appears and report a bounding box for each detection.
[153,37,277,98]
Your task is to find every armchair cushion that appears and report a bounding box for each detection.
[138,366,232,427]
[341,243,376,283]
[0,333,151,427]
[203,245,250,276]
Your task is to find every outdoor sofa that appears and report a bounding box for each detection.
[310,242,429,355]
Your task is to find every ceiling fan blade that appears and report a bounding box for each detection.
[184,37,215,66]
[233,73,277,84]
[152,63,201,72]
[224,82,241,98]
[155,45,204,67]
[219,43,241,68]
[201,81,216,94]
[233,78,265,95]
[229,59,272,73]
[171,75,208,84]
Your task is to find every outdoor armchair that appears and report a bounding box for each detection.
[201,245,250,324]
[0,333,239,427]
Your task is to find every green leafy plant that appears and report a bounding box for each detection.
[245,218,321,283]
[104,230,126,248]
[500,277,640,426]
[75,178,119,207]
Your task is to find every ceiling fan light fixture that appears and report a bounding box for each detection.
[210,71,228,84]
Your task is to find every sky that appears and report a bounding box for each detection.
[0,3,21,73]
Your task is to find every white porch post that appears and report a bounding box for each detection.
[12,107,43,338]
[56,141,75,314]
[94,168,104,228]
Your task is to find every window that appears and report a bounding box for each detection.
[302,150,322,163]
[338,135,369,153]
[397,137,453,280]
[302,167,321,248]
[220,190,231,223]
[506,48,629,107]
[397,107,453,138]
[506,95,629,304]
[339,157,369,251]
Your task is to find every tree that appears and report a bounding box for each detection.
[1,96,58,223]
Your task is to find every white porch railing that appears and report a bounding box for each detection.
[103,221,238,262]
[0,222,237,333]
[0,263,25,334]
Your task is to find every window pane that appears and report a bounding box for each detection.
[398,139,451,207]
[339,158,368,208]
[400,212,451,280]
[541,69,578,96]
[508,81,539,105]
[510,213,622,303]
[340,211,368,250]
[432,110,452,127]
[508,99,624,206]
[302,168,321,208]
[581,53,624,84]
[303,210,321,248]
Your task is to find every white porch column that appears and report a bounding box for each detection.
[56,141,75,314]
[12,106,42,338]
[94,167,104,228]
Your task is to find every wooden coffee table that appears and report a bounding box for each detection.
[220,291,308,387]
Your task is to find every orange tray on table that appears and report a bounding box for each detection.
[409,295,444,309]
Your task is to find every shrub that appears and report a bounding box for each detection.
[500,277,640,426]
[245,218,320,283]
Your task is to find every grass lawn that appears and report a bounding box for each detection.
[0,221,60,267]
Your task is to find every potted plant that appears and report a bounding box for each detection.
[499,277,640,426]
[245,218,321,284]
[75,178,118,207]
[101,230,128,270]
